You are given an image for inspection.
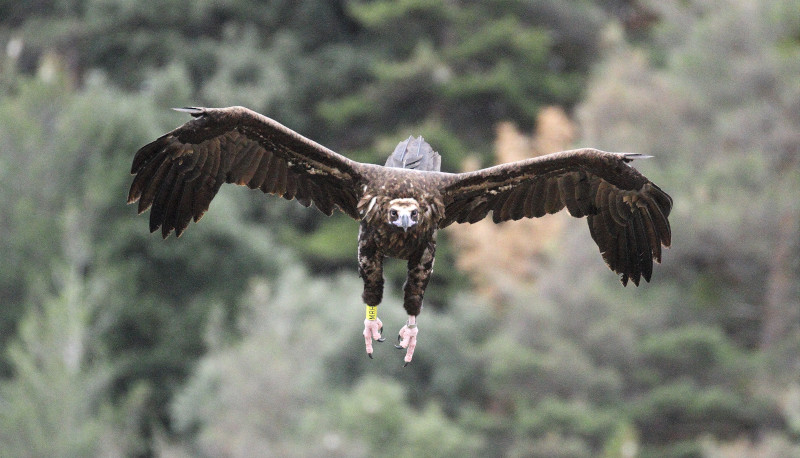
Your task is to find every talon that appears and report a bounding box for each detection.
[377,327,385,342]
[364,317,383,357]
[403,361,410,367]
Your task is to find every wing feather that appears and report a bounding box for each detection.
[572,171,592,217]
[259,154,282,194]
[191,143,224,223]
[618,223,634,286]
[588,213,615,270]
[558,174,579,216]
[174,179,197,237]
[246,150,271,189]
[230,142,263,185]
[272,158,289,196]
[491,189,514,223]
[130,137,163,173]
[137,156,173,215]
[128,106,366,237]
[161,169,187,238]
[637,205,661,264]
[529,178,548,217]
[633,211,653,283]
[199,137,223,212]
[440,148,673,285]
[307,180,334,216]
[282,170,298,201]
[506,182,530,221]
[544,178,565,214]
[444,197,471,222]
[599,197,618,255]
[294,175,313,208]
[643,193,672,247]
[521,179,540,218]
[466,199,491,224]
[608,191,628,226]
[150,165,177,234]
[183,146,208,183]
[594,179,610,211]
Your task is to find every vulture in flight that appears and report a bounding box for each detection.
[128,106,672,366]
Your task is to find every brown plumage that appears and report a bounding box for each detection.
[129,106,673,362]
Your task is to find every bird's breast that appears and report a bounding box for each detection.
[360,221,434,261]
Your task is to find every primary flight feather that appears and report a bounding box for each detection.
[128,106,673,365]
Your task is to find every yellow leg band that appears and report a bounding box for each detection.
[366,305,378,321]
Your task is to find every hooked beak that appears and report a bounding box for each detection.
[391,211,417,232]
[399,214,412,232]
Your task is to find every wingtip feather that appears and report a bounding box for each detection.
[620,153,654,162]
[172,107,205,117]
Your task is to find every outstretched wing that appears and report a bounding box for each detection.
[128,106,365,238]
[439,148,672,286]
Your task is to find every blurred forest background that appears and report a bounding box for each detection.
[1,0,798,456]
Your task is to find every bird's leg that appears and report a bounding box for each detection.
[359,235,385,358]
[395,315,419,367]
[363,313,384,359]
[395,242,435,366]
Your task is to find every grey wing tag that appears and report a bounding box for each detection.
[384,136,442,172]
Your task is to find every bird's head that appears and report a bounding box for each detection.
[387,198,420,232]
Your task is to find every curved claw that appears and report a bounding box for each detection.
[396,322,418,366]
[364,317,383,357]
[377,327,386,343]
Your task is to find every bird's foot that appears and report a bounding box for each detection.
[363,317,385,359]
[394,316,418,366]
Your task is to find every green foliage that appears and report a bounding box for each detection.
[637,325,751,385]
[602,421,639,458]
[167,267,489,456]
[0,264,146,456]
[310,376,485,457]
[0,70,297,448]
[332,0,607,160]
[630,381,778,445]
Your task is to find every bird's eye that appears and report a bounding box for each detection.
[389,209,398,218]
[410,209,418,218]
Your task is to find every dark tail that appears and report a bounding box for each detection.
[384,136,441,172]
